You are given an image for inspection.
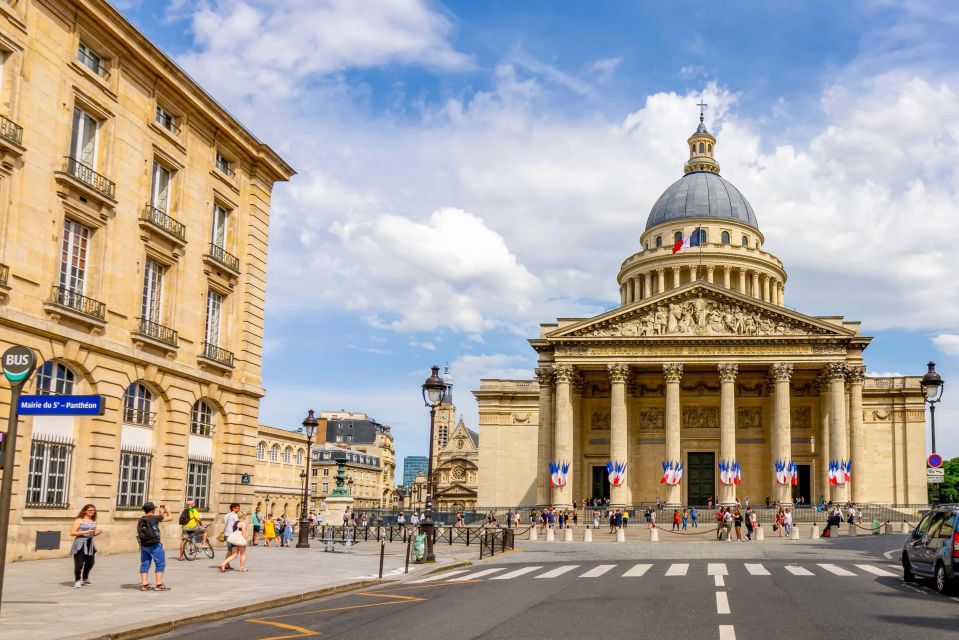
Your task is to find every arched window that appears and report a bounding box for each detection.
[674,231,683,244]
[690,144,695,158]
[696,228,707,244]
[36,361,75,395]
[283,446,292,464]
[698,142,704,153]
[296,449,304,465]
[721,231,730,245]
[708,143,712,156]
[256,442,266,460]
[655,236,662,248]
[270,444,279,462]
[741,235,748,247]
[123,382,154,426]
[191,400,214,436]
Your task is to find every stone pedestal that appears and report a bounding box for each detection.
[812,525,820,539]
[529,527,538,541]
[583,528,592,542]
[649,527,659,542]
[546,527,555,541]
[616,528,625,543]
[322,496,355,529]
[884,522,892,535]
[790,526,799,540]
[848,523,857,536]
[564,528,573,542]
[755,526,765,541]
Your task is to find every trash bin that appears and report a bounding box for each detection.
[412,534,426,562]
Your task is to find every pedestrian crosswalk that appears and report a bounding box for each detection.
[412,561,902,584]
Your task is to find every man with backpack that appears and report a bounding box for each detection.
[138,502,172,591]
[178,499,209,560]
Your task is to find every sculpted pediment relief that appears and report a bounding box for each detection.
[551,285,850,340]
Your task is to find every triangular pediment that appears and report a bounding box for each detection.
[444,419,478,452]
[548,282,855,340]
[436,483,477,498]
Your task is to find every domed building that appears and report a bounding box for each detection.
[474,115,928,509]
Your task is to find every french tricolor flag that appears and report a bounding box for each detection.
[672,227,703,254]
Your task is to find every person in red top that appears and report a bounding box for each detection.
[672,509,681,531]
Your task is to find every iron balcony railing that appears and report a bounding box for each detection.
[0,263,8,287]
[64,157,116,199]
[51,285,105,320]
[143,205,186,241]
[201,342,234,367]
[208,242,240,272]
[77,48,109,79]
[136,317,178,347]
[122,407,156,427]
[0,114,23,145]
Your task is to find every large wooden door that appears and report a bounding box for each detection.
[591,465,610,501]
[686,452,715,506]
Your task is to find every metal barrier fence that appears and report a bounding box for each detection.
[479,529,516,559]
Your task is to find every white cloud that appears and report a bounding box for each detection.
[588,57,623,83]
[932,333,959,356]
[867,371,906,378]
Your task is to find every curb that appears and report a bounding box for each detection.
[88,579,385,640]
[423,560,473,575]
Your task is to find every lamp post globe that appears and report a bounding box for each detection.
[420,365,447,562]
[297,409,319,548]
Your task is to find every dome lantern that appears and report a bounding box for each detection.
[684,101,720,175]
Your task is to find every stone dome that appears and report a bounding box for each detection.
[644,170,759,231]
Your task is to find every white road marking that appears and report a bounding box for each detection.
[492,566,543,580]
[744,563,770,576]
[707,563,728,575]
[665,563,689,576]
[450,567,507,581]
[818,563,856,576]
[580,564,616,578]
[855,564,898,577]
[408,569,470,583]
[719,625,737,640]
[536,565,579,579]
[622,563,652,577]
[882,549,899,560]
[714,575,725,587]
[785,565,814,576]
[716,591,730,614]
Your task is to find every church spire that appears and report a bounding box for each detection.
[684,101,720,175]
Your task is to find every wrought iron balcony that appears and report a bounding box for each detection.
[201,342,234,368]
[122,407,156,427]
[0,263,8,287]
[142,205,186,242]
[208,242,240,273]
[0,115,23,146]
[135,317,178,348]
[50,285,105,320]
[64,157,116,199]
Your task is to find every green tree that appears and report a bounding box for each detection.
[930,457,959,503]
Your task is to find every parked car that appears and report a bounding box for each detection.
[902,504,959,594]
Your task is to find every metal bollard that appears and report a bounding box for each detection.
[378,539,385,579]
[583,528,592,542]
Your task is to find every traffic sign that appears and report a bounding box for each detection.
[1,346,36,384]
[927,453,943,468]
[17,395,105,416]
[927,468,944,483]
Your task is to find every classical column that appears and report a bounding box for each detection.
[718,363,738,506]
[761,275,770,302]
[657,268,666,295]
[847,366,865,503]
[826,363,848,503]
[817,375,831,504]
[644,272,652,299]
[690,265,698,282]
[723,266,732,289]
[635,276,643,300]
[535,367,554,505]
[672,266,681,289]
[739,268,747,294]
[663,363,683,507]
[752,272,760,299]
[608,363,630,506]
[620,284,626,306]
[571,373,585,502]
[552,364,574,507]
[770,362,794,505]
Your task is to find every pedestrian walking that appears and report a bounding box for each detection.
[745,507,755,541]
[725,509,734,540]
[716,507,726,540]
[251,510,262,546]
[608,510,616,534]
[219,512,249,572]
[573,509,579,526]
[775,507,785,537]
[672,509,681,531]
[263,514,277,547]
[506,510,513,528]
[622,510,629,528]
[70,504,101,588]
[137,502,172,591]
[222,503,241,568]
[281,514,295,546]
[592,510,600,529]
[614,509,623,531]
[681,509,688,530]
[784,508,793,537]
[690,506,699,528]
[733,508,743,541]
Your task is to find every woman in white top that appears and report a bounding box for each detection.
[219,513,249,573]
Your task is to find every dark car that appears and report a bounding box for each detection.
[902,504,959,594]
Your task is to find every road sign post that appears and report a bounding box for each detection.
[0,345,37,614]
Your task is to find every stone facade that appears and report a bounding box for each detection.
[320,410,396,507]
[311,444,383,512]
[253,425,309,519]
[474,119,927,509]
[0,0,293,560]
[433,417,479,510]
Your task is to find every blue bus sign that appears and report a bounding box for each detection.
[17,395,105,416]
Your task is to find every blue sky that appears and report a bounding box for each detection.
[117,1,959,463]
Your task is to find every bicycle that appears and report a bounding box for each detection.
[183,526,215,560]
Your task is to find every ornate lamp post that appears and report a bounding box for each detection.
[420,365,448,562]
[920,362,945,505]
[296,409,319,548]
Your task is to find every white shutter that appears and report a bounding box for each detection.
[151,163,170,212]
[59,219,90,293]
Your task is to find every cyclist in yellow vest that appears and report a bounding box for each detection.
[178,499,210,559]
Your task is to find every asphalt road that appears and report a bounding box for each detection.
[156,536,957,640]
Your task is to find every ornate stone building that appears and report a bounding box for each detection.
[320,411,396,507]
[0,0,293,559]
[433,417,480,510]
[253,425,309,518]
[475,116,927,508]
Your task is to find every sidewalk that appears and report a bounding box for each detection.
[0,539,476,640]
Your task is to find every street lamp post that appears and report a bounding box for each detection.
[920,362,945,506]
[420,365,448,562]
[297,409,319,548]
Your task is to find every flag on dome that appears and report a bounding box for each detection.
[672,226,703,254]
